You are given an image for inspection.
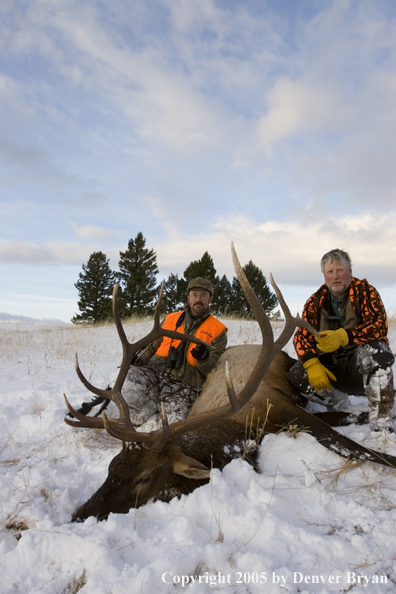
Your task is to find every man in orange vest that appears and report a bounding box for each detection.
[73,278,227,425]
[139,277,228,391]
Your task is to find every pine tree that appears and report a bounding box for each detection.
[214,274,233,315]
[161,273,184,312]
[179,251,219,301]
[231,260,278,317]
[118,232,159,317]
[183,251,217,283]
[72,251,115,324]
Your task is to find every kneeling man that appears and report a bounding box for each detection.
[288,249,395,433]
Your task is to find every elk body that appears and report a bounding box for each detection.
[65,246,396,522]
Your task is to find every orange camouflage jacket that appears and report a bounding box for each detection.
[294,277,389,363]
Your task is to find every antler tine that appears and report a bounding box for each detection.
[63,354,119,430]
[112,282,158,385]
[161,402,172,439]
[270,273,296,348]
[221,242,278,410]
[269,273,320,345]
[70,349,138,432]
[225,360,240,411]
[74,354,112,400]
[231,242,273,342]
[153,281,165,330]
[101,411,139,441]
[64,394,105,428]
[295,315,320,337]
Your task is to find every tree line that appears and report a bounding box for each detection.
[72,232,279,324]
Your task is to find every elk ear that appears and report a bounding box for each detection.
[170,450,211,480]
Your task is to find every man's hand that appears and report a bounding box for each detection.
[190,343,209,361]
[315,328,349,353]
[303,358,336,392]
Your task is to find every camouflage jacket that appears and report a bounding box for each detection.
[294,277,389,363]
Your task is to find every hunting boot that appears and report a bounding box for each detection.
[364,369,395,433]
[67,392,110,418]
[318,388,350,411]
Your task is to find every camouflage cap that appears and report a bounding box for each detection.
[187,277,213,295]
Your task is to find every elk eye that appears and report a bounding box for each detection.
[139,476,151,485]
[133,476,151,489]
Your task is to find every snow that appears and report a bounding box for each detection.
[1,319,396,593]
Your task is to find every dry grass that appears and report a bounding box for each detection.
[4,516,29,540]
[0,318,155,390]
[0,314,155,358]
[61,571,87,594]
[0,314,286,368]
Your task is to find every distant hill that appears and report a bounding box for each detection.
[0,312,69,326]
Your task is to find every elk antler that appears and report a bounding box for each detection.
[75,242,318,451]
[64,281,214,433]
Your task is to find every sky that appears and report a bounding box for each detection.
[1,0,396,323]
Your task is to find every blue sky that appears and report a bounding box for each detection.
[1,0,396,322]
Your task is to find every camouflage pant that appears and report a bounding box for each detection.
[74,365,201,427]
[287,341,395,427]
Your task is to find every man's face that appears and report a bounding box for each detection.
[323,259,352,297]
[187,288,212,316]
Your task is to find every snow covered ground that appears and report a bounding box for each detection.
[1,318,396,593]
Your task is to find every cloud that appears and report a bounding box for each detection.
[0,240,120,266]
[70,223,118,241]
[27,1,225,152]
[155,212,396,288]
[3,0,395,211]
[257,79,341,155]
[3,209,396,289]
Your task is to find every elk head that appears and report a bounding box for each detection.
[64,244,317,521]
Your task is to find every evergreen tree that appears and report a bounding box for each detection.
[183,251,217,283]
[231,260,278,317]
[179,251,220,303]
[118,232,159,317]
[72,251,115,324]
[161,273,184,312]
[214,274,233,315]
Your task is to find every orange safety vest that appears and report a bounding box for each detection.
[155,311,227,368]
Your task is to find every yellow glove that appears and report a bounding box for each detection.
[303,358,336,392]
[315,328,349,353]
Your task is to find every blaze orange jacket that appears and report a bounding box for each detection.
[155,311,227,368]
[294,277,389,362]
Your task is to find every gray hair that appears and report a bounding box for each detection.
[320,249,352,273]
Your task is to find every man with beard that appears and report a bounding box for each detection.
[288,249,395,433]
[138,277,227,390]
[108,277,227,424]
[74,278,227,425]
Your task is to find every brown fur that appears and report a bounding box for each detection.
[190,346,297,416]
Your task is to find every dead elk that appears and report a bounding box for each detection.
[64,245,396,521]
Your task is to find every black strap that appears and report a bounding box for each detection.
[174,311,186,330]
[166,311,210,370]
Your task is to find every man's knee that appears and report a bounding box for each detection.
[287,360,308,391]
[287,360,321,401]
[355,340,395,375]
